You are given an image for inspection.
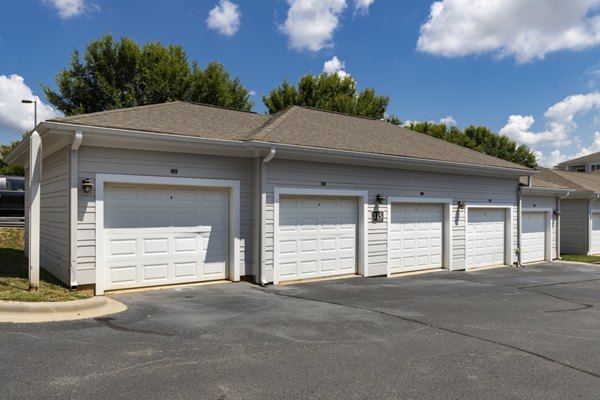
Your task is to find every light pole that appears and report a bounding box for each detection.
[21,99,37,130]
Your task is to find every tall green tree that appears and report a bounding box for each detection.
[405,121,537,168]
[0,139,25,176]
[42,34,253,115]
[263,73,397,121]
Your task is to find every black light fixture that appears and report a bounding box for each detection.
[82,178,93,193]
[376,193,387,205]
[457,201,466,209]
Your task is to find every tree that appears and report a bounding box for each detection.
[1,140,25,176]
[42,34,253,115]
[263,73,398,121]
[405,121,537,168]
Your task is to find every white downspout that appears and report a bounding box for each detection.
[516,186,523,267]
[69,130,83,289]
[555,191,570,260]
[588,194,600,255]
[259,148,276,285]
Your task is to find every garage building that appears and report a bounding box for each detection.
[7,102,537,294]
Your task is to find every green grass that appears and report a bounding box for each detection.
[561,254,600,264]
[0,228,92,302]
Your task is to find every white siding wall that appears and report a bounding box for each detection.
[40,146,70,284]
[264,159,519,282]
[76,146,255,285]
[560,199,588,255]
[24,166,29,258]
[522,194,558,259]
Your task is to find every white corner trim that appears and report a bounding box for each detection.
[272,187,369,285]
[522,208,553,262]
[94,174,241,295]
[465,204,514,270]
[387,197,453,275]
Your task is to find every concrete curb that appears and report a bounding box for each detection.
[0,297,127,323]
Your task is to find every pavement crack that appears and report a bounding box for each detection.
[194,302,280,337]
[441,277,595,312]
[94,317,173,337]
[516,277,600,290]
[265,289,600,381]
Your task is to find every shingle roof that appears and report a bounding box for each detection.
[524,169,600,192]
[49,101,271,141]
[49,101,531,171]
[252,106,529,170]
[556,151,600,166]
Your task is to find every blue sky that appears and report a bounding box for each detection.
[2,0,600,166]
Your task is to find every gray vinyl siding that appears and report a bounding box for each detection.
[263,159,519,282]
[522,195,558,259]
[560,199,589,254]
[40,146,70,284]
[76,146,254,285]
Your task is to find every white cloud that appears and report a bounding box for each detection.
[440,115,457,126]
[323,56,350,77]
[207,0,241,37]
[354,0,374,14]
[500,93,600,148]
[534,132,600,167]
[281,0,347,52]
[417,0,600,63]
[248,90,256,96]
[0,75,62,134]
[44,0,98,19]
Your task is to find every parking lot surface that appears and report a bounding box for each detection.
[2,262,600,399]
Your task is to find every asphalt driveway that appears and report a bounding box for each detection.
[2,262,600,399]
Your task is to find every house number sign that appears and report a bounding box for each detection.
[372,211,384,222]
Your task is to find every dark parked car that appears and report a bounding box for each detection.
[0,176,25,217]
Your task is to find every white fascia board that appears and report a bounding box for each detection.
[249,141,534,178]
[521,187,576,196]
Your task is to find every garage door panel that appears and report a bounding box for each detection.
[278,196,358,281]
[174,262,196,278]
[390,203,444,273]
[104,184,229,291]
[591,213,600,254]
[467,208,505,268]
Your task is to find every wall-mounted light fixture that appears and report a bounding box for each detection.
[457,201,466,209]
[553,210,561,217]
[82,178,93,193]
[376,193,387,205]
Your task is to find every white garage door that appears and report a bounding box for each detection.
[389,203,443,273]
[278,196,357,281]
[522,212,546,263]
[103,184,229,291]
[591,213,600,254]
[467,208,505,268]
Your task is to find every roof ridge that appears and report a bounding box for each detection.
[556,150,600,166]
[50,101,182,121]
[247,106,298,141]
[49,101,261,123]
[295,105,380,121]
[185,101,260,115]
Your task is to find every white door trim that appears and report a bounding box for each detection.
[465,204,514,270]
[273,187,368,284]
[387,197,453,275]
[95,174,241,295]
[522,208,552,262]
[588,208,600,255]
